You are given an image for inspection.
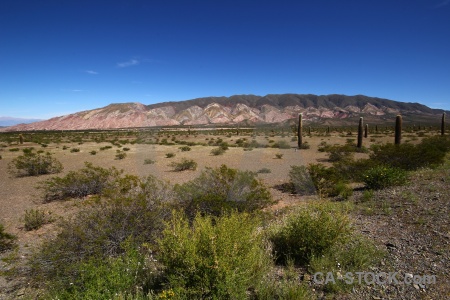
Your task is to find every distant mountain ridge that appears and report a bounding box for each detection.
[1,94,446,131]
[0,117,43,127]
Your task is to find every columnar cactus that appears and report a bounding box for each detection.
[395,115,402,145]
[19,134,24,144]
[364,124,369,138]
[297,113,303,149]
[442,113,446,136]
[357,117,363,148]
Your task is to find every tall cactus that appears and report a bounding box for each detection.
[442,113,446,136]
[364,124,369,138]
[395,115,402,145]
[19,134,24,145]
[297,113,303,149]
[357,117,363,148]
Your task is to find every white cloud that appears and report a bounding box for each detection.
[117,59,140,68]
[85,70,98,75]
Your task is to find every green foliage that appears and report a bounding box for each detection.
[24,209,53,231]
[287,165,316,195]
[179,146,191,152]
[8,151,63,177]
[70,148,80,153]
[175,165,273,219]
[31,175,172,288]
[122,147,131,151]
[9,148,20,152]
[47,241,159,300]
[362,165,408,190]
[272,140,291,149]
[99,145,112,151]
[0,224,16,253]
[275,153,283,159]
[157,211,271,299]
[269,203,352,265]
[210,147,226,155]
[306,163,345,197]
[144,158,156,165]
[89,150,97,155]
[115,151,127,160]
[165,152,175,158]
[38,162,122,201]
[169,158,197,171]
[257,167,271,174]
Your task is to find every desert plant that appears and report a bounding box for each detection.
[179,146,191,152]
[442,112,446,136]
[99,145,112,151]
[362,165,408,190]
[70,148,80,153]
[210,147,225,155]
[395,115,402,144]
[38,162,122,201]
[257,167,271,174]
[174,165,273,219]
[144,158,156,165]
[169,158,197,171]
[287,165,316,195]
[357,117,363,148]
[89,150,97,155]
[19,134,24,144]
[275,153,283,159]
[24,209,53,231]
[0,223,16,252]
[298,113,303,148]
[122,147,130,151]
[269,203,352,265]
[115,151,127,160]
[157,211,271,299]
[8,151,63,177]
[165,152,175,158]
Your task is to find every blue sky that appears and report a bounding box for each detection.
[1,0,449,119]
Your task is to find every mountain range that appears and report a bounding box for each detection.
[1,94,446,131]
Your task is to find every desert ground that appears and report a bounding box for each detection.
[1,127,449,299]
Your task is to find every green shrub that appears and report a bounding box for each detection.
[157,211,271,299]
[275,153,283,159]
[287,165,316,195]
[38,162,122,201]
[169,158,197,171]
[8,151,63,177]
[269,203,352,265]
[307,163,346,197]
[211,147,226,155]
[165,152,175,158]
[31,175,172,287]
[179,146,191,152]
[362,165,408,190]
[257,167,271,174]
[174,165,273,219]
[24,209,53,231]
[122,147,130,151]
[70,148,80,153]
[115,151,127,160]
[144,159,156,165]
[272,140,291,149]
[9,148,20,152]
[99,145,112,151]
[0,224,16,252]
[89,150,97,155]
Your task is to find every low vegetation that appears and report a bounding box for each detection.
[8,151,63,177]
[0,224,16,252]
[169,158,197,171]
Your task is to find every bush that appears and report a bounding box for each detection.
[362,165,408,190]
[0,223,16,252]
[89,150,97,155]
[275,153,283,159]
[8,151,63,177]
[122,147,130,151]
[288,165,316,195]
[115,151,127,160]
[179,146,191,152]
[38,162,122,201]
[70,148,80,153]
[307,163,346,197]
[211,147,226,155]
[169,158,197,171]
[31,175,172,288]
[269,203,352,265]
[257,167,271,174]
[165,152,175,158]
[24,209,53,231]
[174,164,273,219]
[272,140,291,149]
[157,211,271,299]
[144,158,155,165]
[99,145,112,151]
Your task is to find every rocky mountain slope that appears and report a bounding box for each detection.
[2,94,445,131]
